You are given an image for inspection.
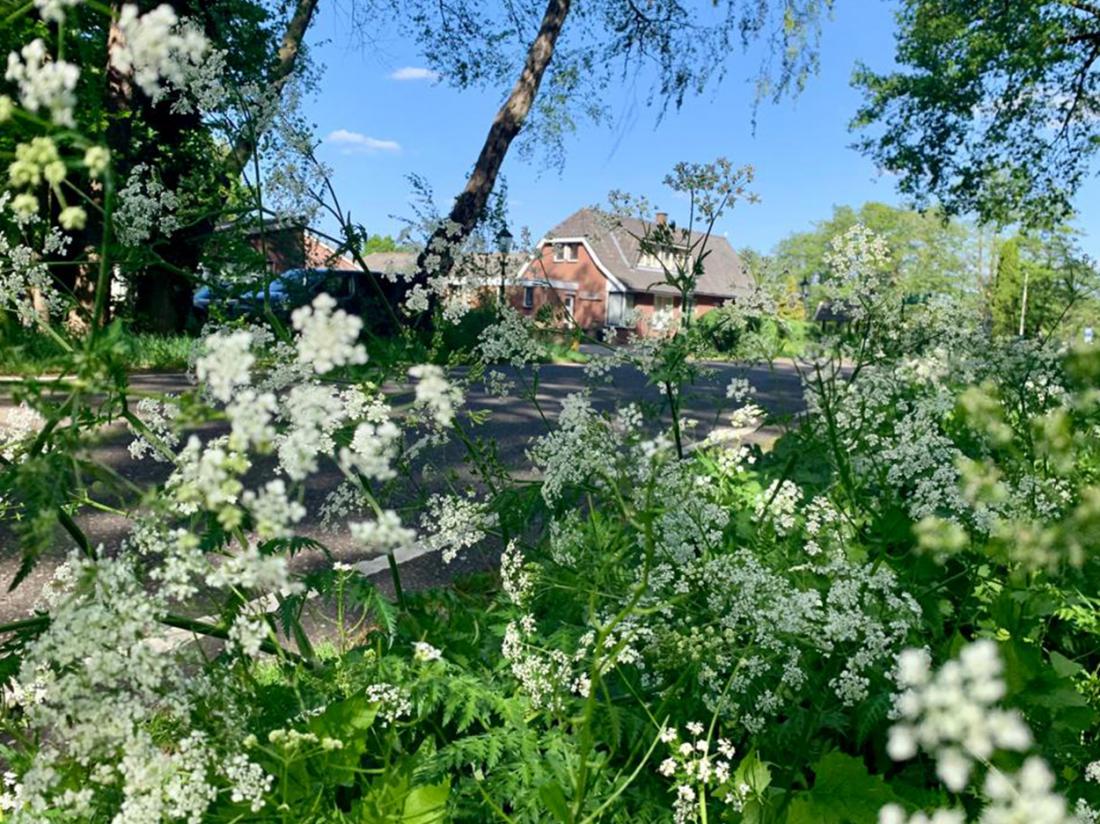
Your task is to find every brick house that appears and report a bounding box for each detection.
[245,219,359,274]
[511,208,752,337]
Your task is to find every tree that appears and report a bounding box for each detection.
[772,202,978,299]
[990,229,1098,337]
[853,0,1100,227]
[363,234,414,254]
[990,237,1025,337]
[389,0,834,312]
[0,0,320,334]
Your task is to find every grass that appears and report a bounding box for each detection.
[0,323,197,375]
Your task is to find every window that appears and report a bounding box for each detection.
[523,286,534,309]
[563,294,575,319]
[654,295,676,312]
[606,292,634,327]
[638,246,691,272]
[553,242,579,262]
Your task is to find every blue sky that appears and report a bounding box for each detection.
[301,1,1100,259]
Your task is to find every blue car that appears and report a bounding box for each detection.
[192,269,357,325]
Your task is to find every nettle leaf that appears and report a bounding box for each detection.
[785,752,898,824]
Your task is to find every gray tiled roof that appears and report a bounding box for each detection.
[545,207,752,299]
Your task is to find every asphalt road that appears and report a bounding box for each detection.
[0,359,805,624]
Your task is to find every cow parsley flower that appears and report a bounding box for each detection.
[886,640,1031,791]
[4,39,79,126]
[241,479,305,540]
[112,4,208,101]
[420,493,496,563]
[413,642,442,663]
[195,330,254,403]
[340,418,400,481]
[350,510,416,555]
[291,292,367,374]
[33,0,82,23]
[409,364,462,429]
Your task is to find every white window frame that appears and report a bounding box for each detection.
[563,294,575,319]
[553,242,578,263]
[606,291,634,327]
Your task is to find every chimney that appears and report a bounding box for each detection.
[655,211,668,226]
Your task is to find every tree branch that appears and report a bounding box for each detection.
[228,0,320,177]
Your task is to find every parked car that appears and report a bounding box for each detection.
[191,269,364,325]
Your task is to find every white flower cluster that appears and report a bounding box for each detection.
[477,307,544,366]
[501,616,594,712]
[886,641,1032,791]
[413,641,443,663]
[409,364,462,429]
[640,531,920,731]
[112,4,209,101]
[0,552,271,821]
[5,39,79,126]
[127,397,181,461]
[657,724,744,824]
[113,163,184,247]
[500,539,533,606]
[754,479,802,536]
[419,493,496,563]
[33,0,82,23]
[365,682,413,726]
[0,217,66,325]
[0,402,45,463]
[340,417,401,480]
[528,393,618,506]
[291,293,367,374]
[350,510,416,555]
[241,479,306,540]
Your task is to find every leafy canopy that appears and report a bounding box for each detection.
[853,0,1100,226]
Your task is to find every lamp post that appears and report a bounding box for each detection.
[799,275,810,317]
[496,227,513,312]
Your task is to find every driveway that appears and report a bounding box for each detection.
[0,359,805,624]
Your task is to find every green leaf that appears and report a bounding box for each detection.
[786,752,898,824]
[538,781,572,823]
[1049,651,1083,678]
[402,780,450,823]
[734,749,773,796]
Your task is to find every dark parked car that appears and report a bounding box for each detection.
[191,269,365,326]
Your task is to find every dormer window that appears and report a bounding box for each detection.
[638,246,691,272]
[553,242,579,262]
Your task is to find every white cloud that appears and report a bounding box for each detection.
[389,66,439,82]
[326,129,401,155]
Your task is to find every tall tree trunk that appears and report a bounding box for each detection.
[134,0,320,333]
[66,9,132,334]
[228,0,320,178]
[411,0,572,318]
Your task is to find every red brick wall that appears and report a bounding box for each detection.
[249,226,306,274]
[508,242,609,331]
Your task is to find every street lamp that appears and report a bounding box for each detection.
[496,227,514,310]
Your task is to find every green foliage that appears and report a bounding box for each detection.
[853,0,1100,226]
[786,753,900,824]
[0,321,196,374]
[771,201,977,299]
[363,234,415,255]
